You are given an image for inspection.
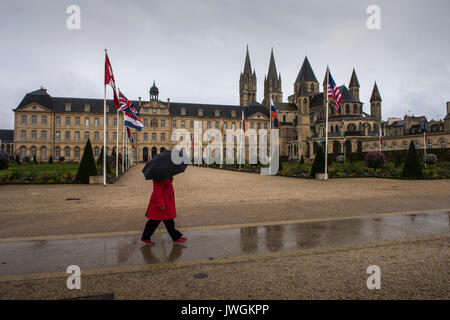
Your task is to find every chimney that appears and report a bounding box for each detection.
[167,98,170,108]
[139,97,141,106]
[447,101,450,115]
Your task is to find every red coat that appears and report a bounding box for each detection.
[145,178,177,220]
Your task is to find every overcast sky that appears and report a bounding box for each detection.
[0,0,449,129]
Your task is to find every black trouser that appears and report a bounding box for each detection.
[142,219,182,241]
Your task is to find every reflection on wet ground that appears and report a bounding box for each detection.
[0,211,448,276]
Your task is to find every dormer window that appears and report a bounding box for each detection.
[231,110,236,117]
[85,104,91,112]
[65,103,71,111]
[181,108,186,116]
[198,109,203,116]
[106,105,109,112]
[215,109,220,117]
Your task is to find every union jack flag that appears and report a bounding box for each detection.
[328,70,342,116]
[118,89,132,112]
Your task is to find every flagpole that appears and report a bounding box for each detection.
[116,108,119,178]
[103,49,107,187]
[122,112,125,173]
[269,98,272,173]
[379,126,382,152]
[324,67,329,181]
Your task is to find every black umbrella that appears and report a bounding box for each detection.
[142,149,188,181]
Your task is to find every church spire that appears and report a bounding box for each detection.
[370,81,382,102]
[267,47,278,81]
[349,68,360,88]
[243,45,252,75]
[295,56,318,83]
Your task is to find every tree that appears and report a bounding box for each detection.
[76,139,98,183]
[401,141,423,179]
[310,145,325,177]
[97,146,104,166]
[365,152,386,170]
[48,155,53,164]
[0,150,10,170]
[15,154,21,165]
[300,155,305,164]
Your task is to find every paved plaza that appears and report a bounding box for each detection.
[0,164,449,299]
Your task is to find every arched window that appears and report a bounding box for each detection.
[94,147,99,158]
[74,147,80,159]
[55,147,60,159]
[310,83,314,91]
[40,147,47,160]
[30,146,36,159]
[347,123,357,132]
[415,142,420,149]
[353,104,357,113]
[440,140,447,148]
[65,147,70,158]
[427,141,432,149]
[403,143,408,150]
[20,146,26,159]
[345,104,350,114]
[330,126,334,133]
[335,125,339,132]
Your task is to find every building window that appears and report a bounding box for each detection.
[198,109,203,116]
[151,119,157,128]
[264,123,268,129]
[21,115,27,124]
[207,121,211,129]
[94,147,99,158]
[353,105,357,113]
[231,110,236,117]
[85,105,90,112]
[250,123,254,129]
[74,131,79,140]
[113,132,117,140]
[161,133,165,141]
[114,118,117,126]
[55,147,60,159]
[65,147,70,158]
[427,142,432,149]
[75,147,80,159]
[42,116,47,125]
[160,109,166,115]
[56,117,60,126]
[66,117,71,125]
[20,146,26,159]
[441,141,446,148]
[215,110,220,117]
[181,120,185,128]
[106,132,108,140]
[21,130,26,139]
[31,130,36,139]
[32,116,36,124]
[85,118,90,126]
[215,122,219,129]
[75,117,80,126]
[415,142,420,149]
[345,105,350,114]
[85,131,89,140]
[224,122,228,129]
[42,131,47,139]
[95,118,99,126]
[172,120,177,128]
[30,147,36,159]
[94,132,99,140]
[404,144,408,150]
[65,131,70,140]
[161,120,165,128]
[189,121,194,129]
[181,108,186,116]
[144,119,148,127]
[40,147,47,160]
[65,103,71,111]
[56,131,60,140]
[152,133,157,141]
[144,133,148,141]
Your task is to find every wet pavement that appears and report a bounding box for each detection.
[0,211,448,277]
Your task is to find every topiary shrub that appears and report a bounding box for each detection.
[365,152,386,170]
[76,139,97,184]
[424,153,437,165]
[300,155,305,164]
[402,141,423,179]
[48,155,53,164]
[310,145,325,177]
[0,150,10,170]
[97,146,104,166]
[336,155,345,163]
[15,154,21,165]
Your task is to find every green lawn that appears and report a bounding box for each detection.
[0,163,79,178]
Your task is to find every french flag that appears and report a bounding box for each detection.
[124,107,143,131]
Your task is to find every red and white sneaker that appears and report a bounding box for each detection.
[173,237,187,244]
[140,238,155,246]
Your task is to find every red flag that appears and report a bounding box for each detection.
[104,52,121,110]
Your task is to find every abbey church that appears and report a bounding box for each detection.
[239,47,449,159]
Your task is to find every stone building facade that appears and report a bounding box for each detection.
[10,49,450,163]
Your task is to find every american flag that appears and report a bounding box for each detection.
[327,70,342,116]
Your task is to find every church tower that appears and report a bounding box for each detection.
[239,46,257,106]
[294,57,318,146]
[262,48,282,108]
[349,68,360,101]
[370,82,382,120]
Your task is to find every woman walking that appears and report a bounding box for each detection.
[141,176,187,245]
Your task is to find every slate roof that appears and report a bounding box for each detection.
[370,82,382,102]
[274,102,297,111]
[267,48,279,81]
[243,45,252,75]
[338,85,359,102]
[349,68,360,88]
[15,89,269,119]
[0,130,14,143]
[310,93,324,108]
[295,57,318,83]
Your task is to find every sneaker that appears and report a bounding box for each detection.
[140,238,155,246]
[173,237,187,244]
